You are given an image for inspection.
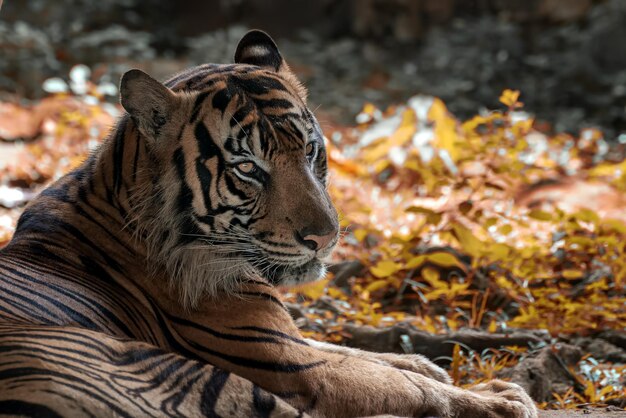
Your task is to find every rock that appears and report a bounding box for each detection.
[597,330,626,350]
[68,26,155,65]
[344,323,549,358]
[571,337,626,363]
[327,260,366,288]
[539,0,592,22]
[585,0,626,74]
[499,344,584,403]
[352,0,423,42]
[0,22,59,96]
[185,26,249,66]
[1,0,152,39]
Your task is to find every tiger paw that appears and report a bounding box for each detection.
[457,379,538,418]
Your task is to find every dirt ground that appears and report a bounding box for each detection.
[540,410,626,417]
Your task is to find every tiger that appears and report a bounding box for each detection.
[0,30,537,417]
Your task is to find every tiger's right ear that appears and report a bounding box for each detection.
[234,30,308,102]
[120,69,179,139]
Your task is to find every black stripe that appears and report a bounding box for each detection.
[112,117,128,195]
[200,368,230,417]
[0,267,102,331]
[0,368,133,417]
[231,75,288,95]
[190,91,211,122]
[227,325,307,346]
[256,98,294,110]
[165,314,285,345]
[195,122,222,160]
[224,172,250,201]
[0,400,62,418]
[252,385,276,418]
[212,88,232,114]
[185,340,325,373]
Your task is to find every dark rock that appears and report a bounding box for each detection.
[344,322,549,359]
[0,22,59,96]
[585,0,626,74]
[185,26,249,66]
[499,344,584,403]
[571,337,626,363]
[67,26,155,65]
[539,0,593,22]
[328,260,366,288]
[597,330,626,350]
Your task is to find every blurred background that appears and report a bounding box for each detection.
[1,0,626,139]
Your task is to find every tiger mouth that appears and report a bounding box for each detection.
[261,257,326,286]
[242,251,326,286]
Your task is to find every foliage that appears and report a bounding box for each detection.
[290,91,626,408]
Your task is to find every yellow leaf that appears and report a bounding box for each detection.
[490,243,510,260]
[566,236,594,249]
[362,102,376,115]
[562,270,583,279]
[498,224,513,235]
[601,219,626,234]
[499,89,521,107]
[406,255,426,269]
[371,260,401,278]
[406,206,436,215]
[528,209,552,222]
[599,385,615,398]
[296,278,329,300]
[573,209,600,224]
[327,287,346,299]
[451,344,461,384]
[451,223,483,256]
[426,251,466,270]
[449,281,470,294]
[512,118,534,136]
[353,228,368,242]
[589,160,626,177]
[406,206,442,225]
[428,98,460,162]
[421,266,442,287]
[365,280,389,293]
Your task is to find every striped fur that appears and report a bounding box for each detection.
[0,31,537,417]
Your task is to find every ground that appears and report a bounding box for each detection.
[541,410,625,417]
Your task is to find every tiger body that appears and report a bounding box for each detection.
[0,31,537,417]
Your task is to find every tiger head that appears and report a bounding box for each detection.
[119,30,339,307]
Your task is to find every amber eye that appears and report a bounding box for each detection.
[305,142,316,158]
[236,161,256,174]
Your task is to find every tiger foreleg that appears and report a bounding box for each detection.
[162,283,537,418]
[304,338,452,384]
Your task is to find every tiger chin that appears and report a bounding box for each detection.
[0,29,538,418]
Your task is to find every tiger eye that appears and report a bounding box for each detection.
[305,142,315,156]
[237,162,255,173]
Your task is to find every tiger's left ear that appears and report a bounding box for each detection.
[234,30,308,102]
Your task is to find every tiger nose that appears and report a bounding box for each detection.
[295,228,338,251]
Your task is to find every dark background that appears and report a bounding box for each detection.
[1,0,625,138]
